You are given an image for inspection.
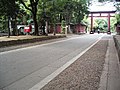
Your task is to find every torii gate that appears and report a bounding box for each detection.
[89,10,116,34]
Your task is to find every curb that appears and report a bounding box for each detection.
[113,35,120,62]
[0,35,66,48]
[98,39,109,90]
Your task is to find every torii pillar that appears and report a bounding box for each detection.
[108,13,111,34]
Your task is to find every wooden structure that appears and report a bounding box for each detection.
[74,23,87,34]
[49,23,87,34]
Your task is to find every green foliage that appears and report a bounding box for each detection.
[110,17,116,32]
[0,0,89,35]
[94,18,116,32]
[115,2,120,12]
[95,19,108,32]
[37,0,89,24]
[0,16,7,32]
[19,0,40,35]
[0,0,19,17]
[61,20,66,33]
[0,0,20,35]
[73,0,89,23]
[115,14,120,23]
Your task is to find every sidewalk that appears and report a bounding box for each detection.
[98,36,120,90]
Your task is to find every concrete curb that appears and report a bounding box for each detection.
[99,36,120,90]
[113,35,120,62]
[98,39,109,90]
[0,35,66,48]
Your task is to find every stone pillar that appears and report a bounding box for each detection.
[90,13,93,33]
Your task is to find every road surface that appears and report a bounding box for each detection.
[0,34,104,90]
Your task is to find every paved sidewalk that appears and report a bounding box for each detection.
[99,36,120,90]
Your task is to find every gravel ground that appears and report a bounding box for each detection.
[41,37,108,90]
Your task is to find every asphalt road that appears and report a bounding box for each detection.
[0,34,104,90]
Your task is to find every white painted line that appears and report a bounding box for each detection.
[29,35,104,90]
[0,35,87,55]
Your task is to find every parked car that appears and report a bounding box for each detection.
[17,25,34,35]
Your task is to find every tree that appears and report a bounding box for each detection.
[37,0,53,35]
[73,0,89,24]
[115,14,120,23]
[19,0,39,35]
[114,0,120,15]
[0,0,19,37]
[37,0,89,34]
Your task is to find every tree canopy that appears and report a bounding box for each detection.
[0,0,89,35]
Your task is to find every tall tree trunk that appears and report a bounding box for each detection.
[19,0,39,35]
[53,23,56,35]
[42,20,46,35]
[33,13,38,35]
[8,16,10,38]
[12,16,17,36]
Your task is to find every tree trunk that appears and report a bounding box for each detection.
[53,23,56,36]
[12,16,17,36]
[45,21,48,36]
[8,16,10,38]
[33,13,39,35]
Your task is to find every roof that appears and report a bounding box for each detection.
[89,1,116,14]
[90,10,116,14]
